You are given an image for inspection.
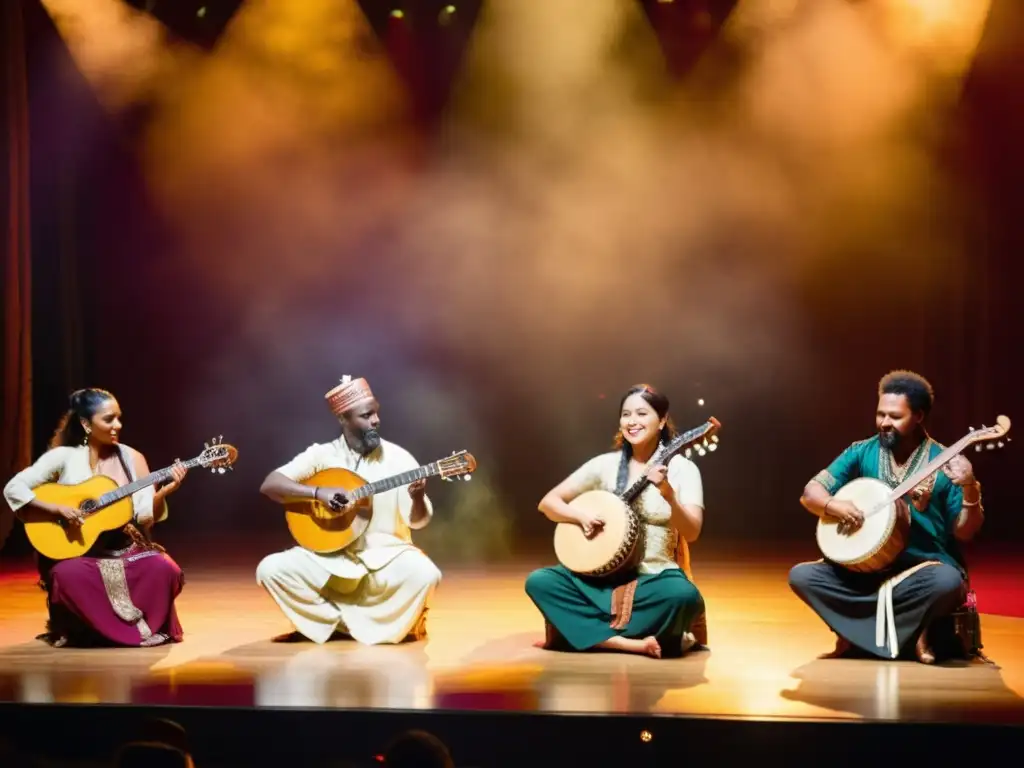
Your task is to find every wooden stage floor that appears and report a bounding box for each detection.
[1,551,1023,725]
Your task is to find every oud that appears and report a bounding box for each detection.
[285,450,477,554]
[22,438,238,560]
[817,416,1011,573]
[553,418,721,579]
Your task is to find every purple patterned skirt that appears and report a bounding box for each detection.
[44,544,184,647]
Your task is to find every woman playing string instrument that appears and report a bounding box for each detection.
[3,388,187,647]
[526,384,706,658]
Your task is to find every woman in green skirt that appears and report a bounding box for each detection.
[526,384,706,659]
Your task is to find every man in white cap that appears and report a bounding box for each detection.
[256,376,441,645]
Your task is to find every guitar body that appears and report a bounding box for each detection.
[554,490,645,579]
[815,477,911,573]
[22,476,134,560]
[284,467,376,554]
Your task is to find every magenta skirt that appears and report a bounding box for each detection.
[47,546,184,647]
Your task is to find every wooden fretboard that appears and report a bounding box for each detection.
[887,435,972,502]
[346,462,442,501]
[621,422,715,505]
[95,454,208,509]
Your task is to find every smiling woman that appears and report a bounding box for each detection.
[2,388,188,647]
[525,383,707,660]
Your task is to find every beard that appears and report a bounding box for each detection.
[351,427,381,456]
[878,429,900,449]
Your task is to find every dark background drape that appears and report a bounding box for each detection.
[2,0,92,553]
[0,0,32,551]
[1,1,1022,562]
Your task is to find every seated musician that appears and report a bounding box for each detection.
[526,384,706,659]
[789,370,983,663]
[256,375,441,645]
[2,388,187,647]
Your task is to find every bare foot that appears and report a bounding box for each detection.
[819,635,852,659]
[640,636,662,659]
[596,635,662,658]
[915,631,935,665]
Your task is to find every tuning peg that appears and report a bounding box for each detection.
[997,441,1005,448]
[218,467,226,473]
[684,448,692,458]
[986,443,995,450]
[697,447,707,457]
[711,435,719,443]
[708,443,717,452]
[463,475,471,482]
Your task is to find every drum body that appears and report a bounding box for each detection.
[554,490,645,578]
[815,477,911,573]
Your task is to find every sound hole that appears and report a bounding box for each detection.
[79,499,97,514]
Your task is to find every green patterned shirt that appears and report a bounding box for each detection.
[811,435,965,571]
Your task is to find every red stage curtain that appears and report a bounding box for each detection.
[1,0,32,551]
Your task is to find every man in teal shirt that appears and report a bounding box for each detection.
[789,370,985,663]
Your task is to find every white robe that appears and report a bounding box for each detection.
[256,436,442,645]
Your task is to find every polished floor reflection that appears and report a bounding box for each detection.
[1,552,1023,723]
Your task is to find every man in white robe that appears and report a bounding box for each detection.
[256,376,442,645]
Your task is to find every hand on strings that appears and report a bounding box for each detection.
[408,478,427,499]
[941,455,976,487]
[162,460,188,495]
[53,505,85,528]
[646,464,673,499]
[575,509,605,539]
[826,499,864,534]
[313,487,350,518]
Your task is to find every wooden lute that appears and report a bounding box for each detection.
[22,437,238,560]
[817,416,1011,572]
[553,418,721,579]
[285,450,477,554]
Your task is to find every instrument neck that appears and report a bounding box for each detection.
[348,463,440,500]
[888,435,970,501]
[97,455,204,508]
[621,445,668,505]
[619,421,715,505]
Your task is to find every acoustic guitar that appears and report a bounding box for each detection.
[554,418,721,579]
[816,416,1011,573]
[285,449,477,554]
[22,437,238,560]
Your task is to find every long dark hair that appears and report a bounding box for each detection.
[49,388,115,449]
[612,384,677,494]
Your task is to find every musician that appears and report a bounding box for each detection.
[256,375,441,645]
[525,384,706,659]
[789,370,983,663]
[2,388,187,647]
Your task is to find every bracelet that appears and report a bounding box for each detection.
[824,499,833,516]
[962,497,982,507]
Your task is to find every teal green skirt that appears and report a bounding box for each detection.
[525,564,704,657]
